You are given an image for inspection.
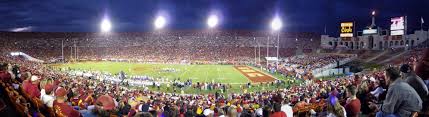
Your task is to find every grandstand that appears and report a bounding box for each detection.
[0,1,428,117]
[1,30,427,116]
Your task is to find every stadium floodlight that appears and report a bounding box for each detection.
[154,16,166,30]
[207,15,219,28]
[100,18,112,33]
[271,17,282,31]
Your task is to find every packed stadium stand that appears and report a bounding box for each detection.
[0,31,428,117]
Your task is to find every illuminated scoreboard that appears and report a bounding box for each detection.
[390,16,406,36]
[340,22,354,37]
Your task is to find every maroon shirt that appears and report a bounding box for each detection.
[270,111,287,117]
[0,71,11,82]
[345,98,361,117]
[53,100,81,117]
[22,80,30,91]
[25,83,41,99]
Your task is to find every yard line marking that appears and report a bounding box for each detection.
[216,67,221,83]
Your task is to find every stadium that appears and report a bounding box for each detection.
[0,0,429,117]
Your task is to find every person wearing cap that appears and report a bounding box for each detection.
[373,67,422,117]
[25,75,41,98]
[40,83,55,107]
[94,94,116,116]
[400,64,428,101]
[53,87,81,117]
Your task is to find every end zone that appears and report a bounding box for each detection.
[234,66,276,83]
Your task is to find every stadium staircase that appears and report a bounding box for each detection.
[378,50,408,64]
[363,50,389,63]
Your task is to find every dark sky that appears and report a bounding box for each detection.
[1,0,428,36]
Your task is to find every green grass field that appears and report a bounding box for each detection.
[50,61,250,84]
[49,61,302,94]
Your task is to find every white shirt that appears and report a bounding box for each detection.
[370,87,385,98]
[203,109,214,116]
[255,108,263,116]
[40,89,55,107]
[281,104,293,117]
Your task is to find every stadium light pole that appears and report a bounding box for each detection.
[61,39,64,63]
[74,40,77,61]
[207,14,218,61]
[271,16,282,70]
[371,11,376,28]
[266,35,269,70]
[70,46,73,61]
[254,37,257,66]
[258,39,261,69]
[154,15,167,49]
[99,17,112,62]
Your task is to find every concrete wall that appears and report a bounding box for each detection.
[321,30,429,50]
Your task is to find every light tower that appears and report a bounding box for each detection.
[271,16,282,70]
[207,14,219,61]
[154,15,167,47]
[370,11,376,28]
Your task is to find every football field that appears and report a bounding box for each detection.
[50,61,277,84]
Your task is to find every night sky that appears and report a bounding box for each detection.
[1,0,428,36]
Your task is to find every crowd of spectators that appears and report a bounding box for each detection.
[262,54,355,80]
[0,31,319,64]
[0,31,428,117]
[0,48,428,117]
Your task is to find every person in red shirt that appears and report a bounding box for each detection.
[25,76,41,98]
[78,90,94,109]
[344,85,361,117]
[53,87,81,117]
[271,103,287,117]
[21,72,32,89]
[0,63,14,82]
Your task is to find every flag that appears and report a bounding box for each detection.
[324,24,327,34]
[421,17,425,30]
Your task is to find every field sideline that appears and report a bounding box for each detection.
[49,61,274,84]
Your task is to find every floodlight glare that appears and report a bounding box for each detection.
[100,18,112,32]
[271,17,282,31]
[372,11,376,16]
[154,16,166,29]
[207,15,219,28]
